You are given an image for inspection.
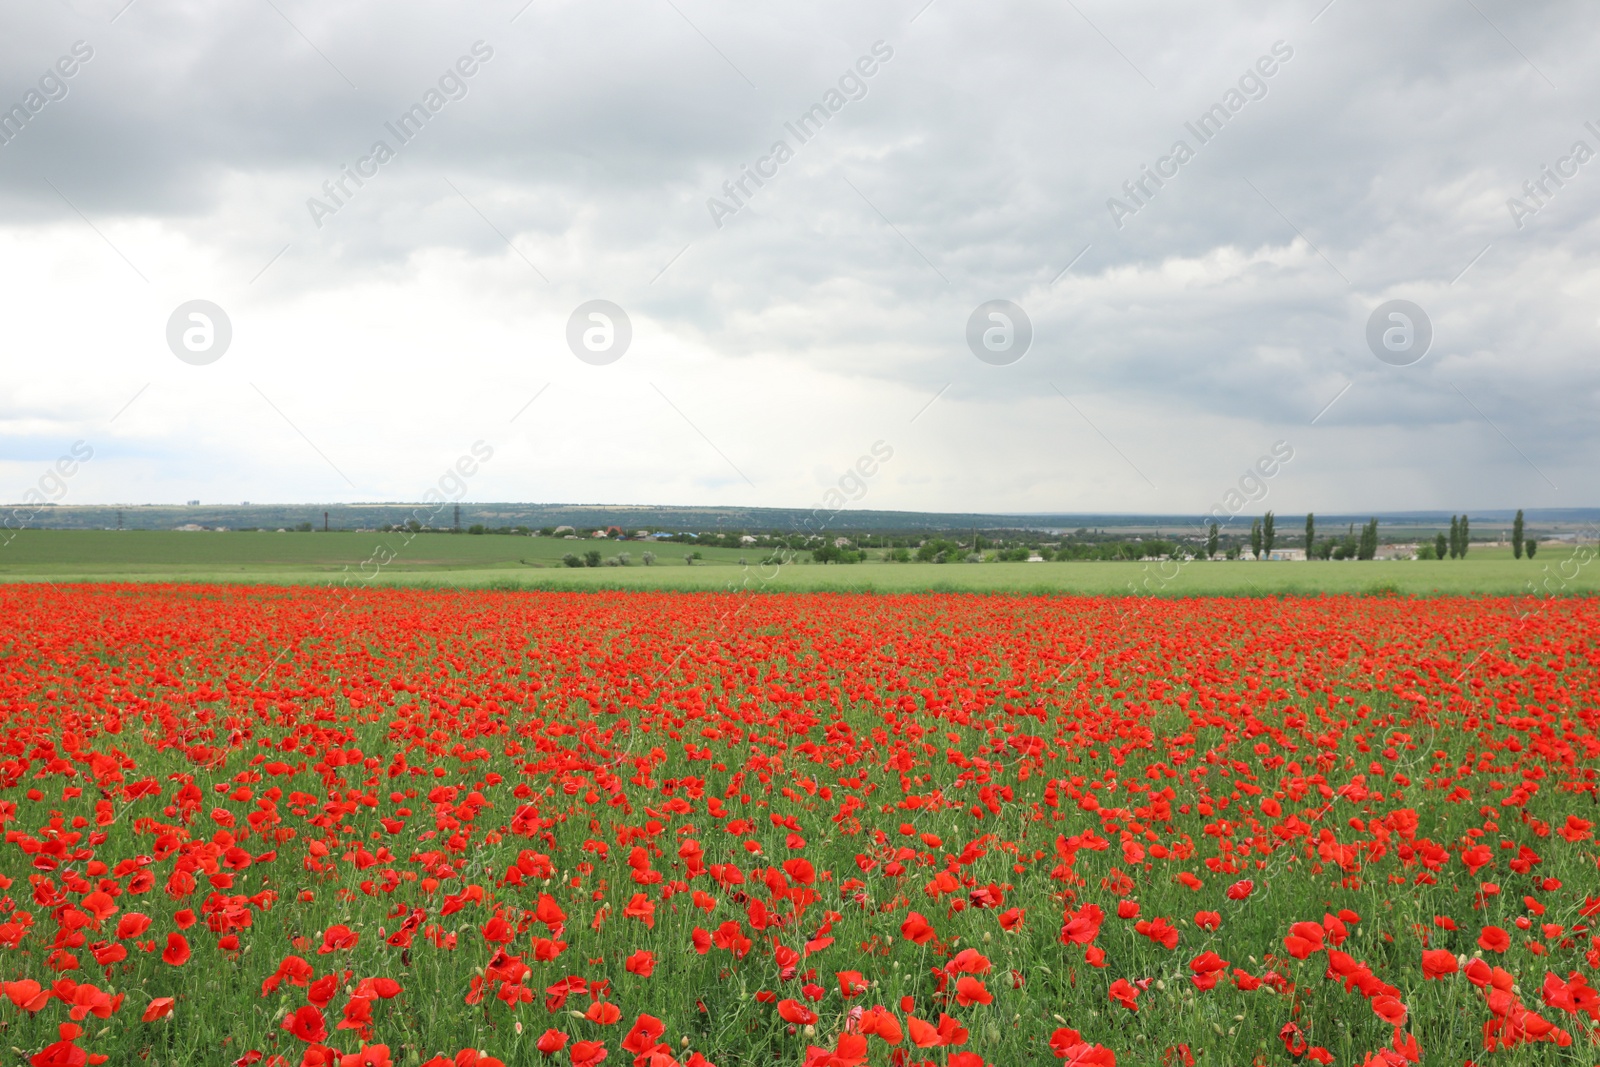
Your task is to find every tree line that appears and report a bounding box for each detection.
[1202,511,1539,560]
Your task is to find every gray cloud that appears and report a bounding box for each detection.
[1,0,1598,511]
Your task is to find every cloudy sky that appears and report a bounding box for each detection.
[1,0,1596,515]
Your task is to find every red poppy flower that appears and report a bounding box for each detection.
[1135,918,1179,950]
[1108,979,1140,1011]
[1061,904,1105,946]
[859,1007,902,1044]
[318,925,359,954]
[906,1016,942,1048]
[900,912,935,944]
[837,970,868,998]
[1371,995,1407,1027]
[1421,949,1458,979]
[1283,922,1325,959]
[339,1046,392,1067]
[620,1015,665,1057]
[1189,952,1228,990]
[282,1005,328,1044]
[955,976,992,1006]
[1478,926,1511,953]
[115,914,152,940]
[4,980,52,1013]
[162,933,190,967]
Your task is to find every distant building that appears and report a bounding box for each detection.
[186,500,200,506]
[739,535,757,545]
[553,525,574,535]
[1266,548,1306,561]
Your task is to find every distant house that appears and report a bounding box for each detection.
[739,535,757,545]
[553,525,574,535]
[1026,554,1044,563]
[1267,548,1306,561]
[833,537,852,548]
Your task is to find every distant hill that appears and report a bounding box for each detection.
[12,503,1600,537]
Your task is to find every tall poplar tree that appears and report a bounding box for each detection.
[1250,518,1262,561]
[1305,513,1315,559]
[1357,517,1378,560]
[1512,509,1524,559]
[1263,512,1276,559]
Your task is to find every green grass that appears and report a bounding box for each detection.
[1,529,1594,595]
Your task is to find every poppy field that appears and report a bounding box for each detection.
[1,585,1598,1067]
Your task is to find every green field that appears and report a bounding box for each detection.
[1,529,1592,595]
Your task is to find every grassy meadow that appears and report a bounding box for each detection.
[1,528,1593,595]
